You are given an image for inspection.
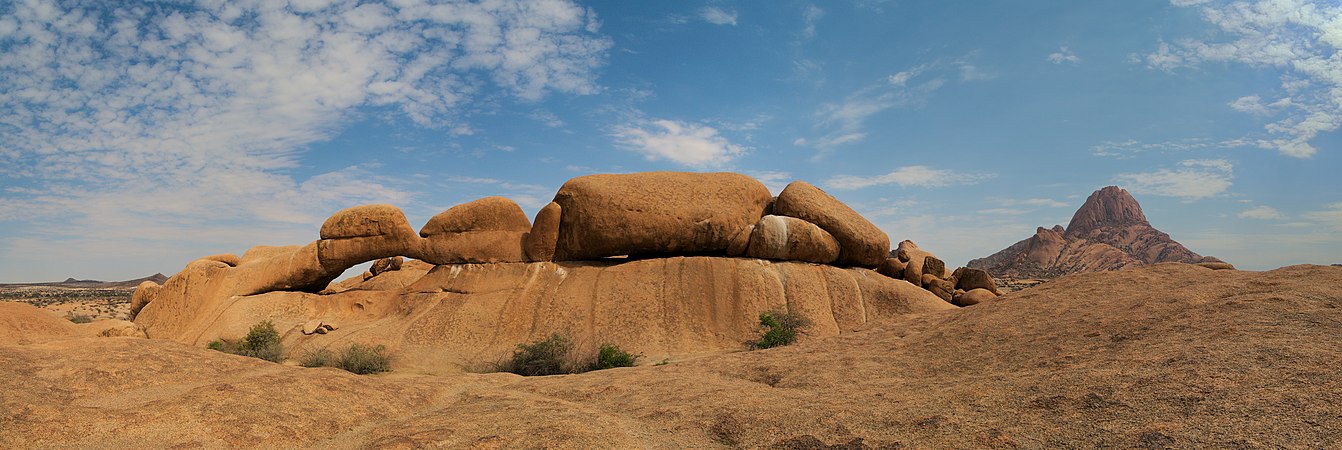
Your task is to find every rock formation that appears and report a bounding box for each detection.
[129,172,994,370]
[968,186,1229,278]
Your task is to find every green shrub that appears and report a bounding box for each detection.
[205,320,284,362]
[299,348,335,368]
[336,343,391,374]
[502,333,574,376]
[66,313,93,324]
[238,320,285,362]
[752,310,810,349]
[590,343,640,370]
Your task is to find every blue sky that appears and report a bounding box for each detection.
[1,0,1340,282]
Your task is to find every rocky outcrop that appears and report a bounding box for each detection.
[551,172,772,260]
[743,215,840,264]
[772,181,889,267]
[131,172,964,369]
[969,186,1225,278]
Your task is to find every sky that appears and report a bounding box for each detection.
[1,0,1340,282]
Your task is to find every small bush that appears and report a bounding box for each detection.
[590,343,640,371]
[336,343,391,374]
[205,320,284,362]
[66,313,93,324]
[239,320,285,362]
[299,348,335,368]
[752,310,810,349]
[502,333,574,376]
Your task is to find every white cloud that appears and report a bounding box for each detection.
[1239,205,1286,220]
[1153,0,1342,158]
[802,5,824,39]
[699,6,738,26]
[1047,46,1080,65]
[0,0,610,280]
[1303,203,1342,231]
[800,56,987,157]
[1114,159,1234,200]
[1090,138,1253,158]
[613,119,747,168]
[825,166,994,190]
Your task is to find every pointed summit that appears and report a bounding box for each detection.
[1065,186,1149,238]
[968,186,1225,278]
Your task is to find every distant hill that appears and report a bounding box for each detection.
[968,186,1225,279]
[0,273,168,289]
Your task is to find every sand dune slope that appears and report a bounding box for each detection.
[2,263,1339,448]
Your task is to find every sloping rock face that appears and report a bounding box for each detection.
[135,257,951,372]
[969,186,1223,278]
[131,172,964,371]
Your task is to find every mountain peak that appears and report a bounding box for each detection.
[1065,186,1149,237]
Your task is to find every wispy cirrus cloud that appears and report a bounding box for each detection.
[796,56,990,157]
[1145,0,1342,158]
[0,0,610,280]
[699,6,738,26]
[1114,159,1234,201]
[825,165,994,190]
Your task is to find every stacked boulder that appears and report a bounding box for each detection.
[131,171,999,322]
[878,240,1004,307]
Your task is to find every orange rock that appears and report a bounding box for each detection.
[772,181,889,267]
[551,172,772,260]
[743,215,839,264]
[419,196,531,236]
[524,202,562,262]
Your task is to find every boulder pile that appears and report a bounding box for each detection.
[130,172,1002,369]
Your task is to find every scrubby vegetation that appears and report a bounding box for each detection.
[206,320,285,362]
[752,310,810,349]
[65,313,93,324]
[335,343,392,374]
[591,343,640,370]
[499,334,640,376]
[300,344,392,374]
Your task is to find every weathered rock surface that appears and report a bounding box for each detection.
[524,202,562,262]
[129,280,161,320]
[953,288,996,306]
[419,196,531,236]
[969,186,1223,278]
[13,264,1340,448]
[134,257,952,372]
[370,257,403,276]
[772,181,890,267]
[743,215,840,264]
[418,231,528,264]
[952,267,1000,295]
[551,172,772,260]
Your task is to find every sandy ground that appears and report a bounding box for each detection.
[1,263,1339,449]
[0,285,133,321]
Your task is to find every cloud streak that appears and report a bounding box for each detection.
[0,0,610,280]
[1151,0,1342,158]
[825,166,993,190]
[613,119,747,168]
[1114,159,1234,200]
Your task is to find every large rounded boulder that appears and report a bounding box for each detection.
[418,196,531,236]
[418,197,530,264]
[771,181,889,267]
[743,215,840,264]
[551,172,772,260]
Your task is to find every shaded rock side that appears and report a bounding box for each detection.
[551,172,772,260]
[133,257,953,372]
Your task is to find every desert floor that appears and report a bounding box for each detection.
[2,263,1339,449]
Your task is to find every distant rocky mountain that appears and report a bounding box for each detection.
[968,186,1225,279]
[0,273,168,289]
